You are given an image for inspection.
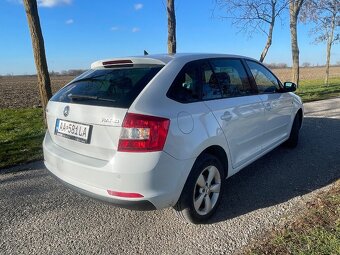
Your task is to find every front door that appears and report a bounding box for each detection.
[245,60,293,151]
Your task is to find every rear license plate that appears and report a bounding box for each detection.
[55,119,93,144]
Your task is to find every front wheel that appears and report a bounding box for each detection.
[174,154,225,224]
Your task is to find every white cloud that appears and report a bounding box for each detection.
[7,0,72,7]
[38,0,72,8]
[132,27,140,33]
[111,26,119,31]
[134,3,143,11]
[65,19,74,24]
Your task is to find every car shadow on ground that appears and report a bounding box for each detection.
[210,116,340,224]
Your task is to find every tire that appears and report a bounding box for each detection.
[174,154,225,224]
[284,113,301,148]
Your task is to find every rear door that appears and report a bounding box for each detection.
[245,60,293,150]
[46,65,163,161]
[202,59,265,169]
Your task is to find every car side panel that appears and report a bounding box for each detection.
[204,96,265,172]
[258,93,294,150]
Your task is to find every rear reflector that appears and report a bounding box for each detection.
[107,190,144,198]
[118,113,170,152]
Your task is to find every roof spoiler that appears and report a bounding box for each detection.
[90,57,165,69]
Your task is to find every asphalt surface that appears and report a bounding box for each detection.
[1,98,340,254]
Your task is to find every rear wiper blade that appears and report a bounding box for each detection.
[68,94,116,102]
[70,77,104,84]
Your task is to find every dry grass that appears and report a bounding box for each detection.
[271,66,340,83]
[247,180,340,255]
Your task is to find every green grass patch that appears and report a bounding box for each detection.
[297,78,340,103]
[248,180,340,255]
[0,108,45,169]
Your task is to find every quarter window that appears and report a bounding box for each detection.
[246,60,280,93]
[167,62,200,103]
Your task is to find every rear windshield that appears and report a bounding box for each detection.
[51,65,163,108]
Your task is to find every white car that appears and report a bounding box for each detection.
[43,53,303,223]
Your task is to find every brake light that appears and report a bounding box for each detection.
[102,60,133,68]
[118,113,170,152]
[102,60,132,65]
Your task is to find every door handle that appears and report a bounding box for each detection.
[220,112,232,121]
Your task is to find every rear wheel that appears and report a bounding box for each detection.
[174,154,225,224]
[284,113,301,148]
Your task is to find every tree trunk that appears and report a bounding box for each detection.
[259,21,274,63]
[23,0,52,116]
[289,14,300,85]
[260,1,276,63]
[167,0,176,54]
[324,11,336,86]
[289,0,305,85]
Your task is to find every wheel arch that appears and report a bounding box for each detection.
[197,145,229,178]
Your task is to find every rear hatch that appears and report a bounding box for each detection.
[46,63,163,161]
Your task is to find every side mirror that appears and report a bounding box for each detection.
[283,82,297,92]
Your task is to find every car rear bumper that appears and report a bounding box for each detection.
[48,169,156,210]
[43,132,195,210]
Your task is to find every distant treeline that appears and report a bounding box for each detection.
[2,64,340,77]
[265,63,340,69]
[0,69,85,77]
[49,69,86,76]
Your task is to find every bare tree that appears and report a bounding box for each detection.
[167,0,176,54]
[289,0,306,85]
[23,0,52,115]
[215,0,288,62]
[301,0,339,86]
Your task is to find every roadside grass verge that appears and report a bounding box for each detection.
[0,108,45,169]
[247,180,340,255]
[297,78,340,102]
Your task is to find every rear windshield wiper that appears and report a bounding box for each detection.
[68,94,116,102]
[70,77,103,84]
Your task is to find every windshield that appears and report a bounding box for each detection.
[51,65,163,108]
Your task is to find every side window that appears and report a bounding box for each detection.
[201,62,223,100]
[167,62,200,103]
[246,60,280,93]
[210,59,252,97]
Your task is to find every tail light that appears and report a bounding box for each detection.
[118,113,170,152]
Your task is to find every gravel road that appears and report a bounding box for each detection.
[1,98,340,255]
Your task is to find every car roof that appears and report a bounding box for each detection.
[90,53,257,69]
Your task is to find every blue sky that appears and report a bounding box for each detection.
[0,0,339,75]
